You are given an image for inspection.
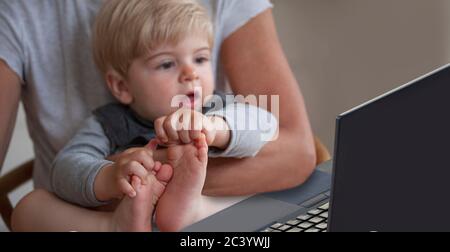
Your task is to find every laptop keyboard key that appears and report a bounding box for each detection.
[304,228,321,232]
[316,222,328,230]
[319,212,328,218]
[286,219,301,226]
[319,203,329,210]
[270,223,283,229]
[308,209,323,215]
[286,227,303,232]
[296,214,312,221]
[309,217,324,224]
[298,222,313,229]
[278,225,292,231]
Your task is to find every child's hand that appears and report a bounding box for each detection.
[154,108,217,146]
[112,139,159,198]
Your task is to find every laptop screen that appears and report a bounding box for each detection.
[328,65,450,232]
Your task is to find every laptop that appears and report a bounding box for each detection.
[184,64,450,232]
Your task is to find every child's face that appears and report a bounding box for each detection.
[125,35,214,121]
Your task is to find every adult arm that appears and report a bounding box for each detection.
[0,60,21,172]
[203,9,316,196]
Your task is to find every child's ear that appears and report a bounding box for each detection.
[105,70,133,104]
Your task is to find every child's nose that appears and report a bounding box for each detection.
[179,65,199,84]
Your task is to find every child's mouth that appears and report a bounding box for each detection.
[186,91,198,109]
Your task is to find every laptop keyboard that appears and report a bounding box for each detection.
[260,202,329,232]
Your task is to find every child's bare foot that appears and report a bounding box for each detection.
[155,134,208,231]
[111,160,173,232]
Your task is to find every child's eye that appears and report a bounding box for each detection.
[195,57,209,64]
[157,61,175,70]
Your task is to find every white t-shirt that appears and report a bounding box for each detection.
[0,0,273,190]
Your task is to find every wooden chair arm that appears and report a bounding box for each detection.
[0,159,33,230]
[314,136,331,165]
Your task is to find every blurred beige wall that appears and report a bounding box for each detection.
[272,0,450,152]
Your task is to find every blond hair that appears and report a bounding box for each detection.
[92,0,213,77]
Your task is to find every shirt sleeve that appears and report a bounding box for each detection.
[206,103,278,158]
[216,0,273,40]
[0,1,25,83]
[50,116,113,208]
